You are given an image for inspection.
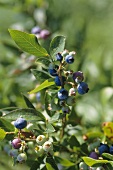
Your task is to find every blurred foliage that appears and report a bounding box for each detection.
[0,0,113,169]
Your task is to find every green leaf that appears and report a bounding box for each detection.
[0,118,14,131]
[28,79,55,94]
[102,153,113,161]
[30,161,40,170]
[31,69,52,81]
[3,108,45,121]
[36,57,51,68]
[82,157,109,167]
[46,123,55,133]
[0,128,6,141]
[22,94,36,109]
[8,29,49,57]
[69,135,80,148]
[49,36,66,57]
[46,155,59,170]
[56,157,75,167]
[49,113,60,123]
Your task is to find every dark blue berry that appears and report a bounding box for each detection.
[77,82,89,95]
[109,145,113,154]
[54,76,66,86]
[58,88,68,100]
[48,69,58,76]
[65,55,74,64]
[14,117,27,129]
[89,152,99,159]
[73,71,84,83]
[56,53,63,61]
[98,143,109,155]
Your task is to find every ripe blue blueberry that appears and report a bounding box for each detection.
[77,82,89,95]
[31,26,41,34]
[73,71,84,83]
[54,76,66,86]
[89,151,99,159]
[98,143,109,155]
[109,145,113,154]
[48,69,58,76]
[56,53,63,61]
[58,88,68,100]
[11,138,21,149]
[65,54,74,64]
[14,117,27,129]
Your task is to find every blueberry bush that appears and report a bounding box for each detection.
[0,0,113,170]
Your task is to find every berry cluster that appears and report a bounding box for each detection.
[31,26,50,39]
[48,49,89,114]
[4,117,53,164]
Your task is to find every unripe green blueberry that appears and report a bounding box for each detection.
[69,51,76,56]
[66,96,76,106]
[36,135,46,145]
[59,100,66,106]
[43,141,53,152]
[8,149,18,158]
[27,141,34,149]
[35,145,44,156]
[61,49,69,57]
[17,153,27,162]
[79,162,88,170]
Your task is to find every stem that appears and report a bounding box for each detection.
[60,114,66,139]
[57,62,64,88]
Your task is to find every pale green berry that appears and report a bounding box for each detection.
[66,96,76,106]
[27,141,34,149]
[17,153,27,162]
[79,162,88,170]
[36,135,46,145]
[43,141,53,152]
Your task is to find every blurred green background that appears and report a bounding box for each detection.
[0,0,113,169]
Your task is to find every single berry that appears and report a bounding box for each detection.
[89,151,99,159]
[77,82,89,95]
[62,49,69,57]
[31,26,41,34]
[14,117,27,129]
[66,96,76,106]
[17,153,27,162]
[73,71,84,83]
[65,54,74,64]
[98,143,109,155]
[8,149,18,158]
[56,53,63,61]
[39,29,50,39]
[36,135,46,145]
[48,69,58,76]
[58,88,68,100]
[79,162,88,170]
[43,141,53,152]
[54,76,66,86]
[62,106,70,114]
[11,138,21,149]
[109,145,113,154]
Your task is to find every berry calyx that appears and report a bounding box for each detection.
[14,117,27,129]
[77,82,89,95]
[58,88,68,100]
[65,54,74,64]
[36,135,46,145]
